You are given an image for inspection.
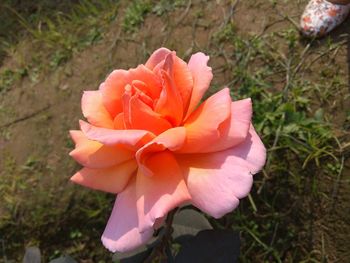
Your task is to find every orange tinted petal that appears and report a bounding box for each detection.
[114,113,125,129]
[101,66,162,118]
[69,130,134,168]
[81,90,114,128]
[136,127,186,176]
[100,70,130,118]
[155,60,183,126]
[70,159,137,193]
[203,98,252,152]
[173,55,193,114]
[128,65,162,99]
[185,52,213,119]
[145,47,171,70]
[177,88,231,153]
[79,120,155,149]
[123,92,172,135]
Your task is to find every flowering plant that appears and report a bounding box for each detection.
[69,48,266,253]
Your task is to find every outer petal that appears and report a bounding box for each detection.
[185,52,213,119]
[81,90,114,128]
[176,126,266,219]
[136,151,191,232]
[79,120,155,149]
[203,98,252,152]
[70,159,137,193]
[145,47,171,70]
[102,178,153,253]
[100,70,129,118]
[69,130,134,169]
[177,88,231,153]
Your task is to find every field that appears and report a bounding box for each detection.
[0,0,349,262]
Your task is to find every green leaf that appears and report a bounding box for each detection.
[23,247,41,263]
[113,245,152,263]
[49,255,76,263]
[112,236,160,263]
[282,123,299,134]
[175,229,240,263]
[173,208,212,243]
[314,108,324,121]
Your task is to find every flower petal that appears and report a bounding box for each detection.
[203,98,252,152]
[114,113,125,129]
[177,88,231,153]
[148,51,194,116]
[136,151,191,232]
[128,65,162,99]
[155,55,183,126]
[69,130,134,168]
[136,127,186,176]
[81,90,114,128]
[145,47,171,70]
[100,70,129,118]
[185,52,213,119]
[176,125,266,218]
[173,55,193,114]
[101,178,153,253]
[101,66,162,117]
[79,120,155,149]
[70,159,137,193]
[236,125,267,174]
[123,90,172,135]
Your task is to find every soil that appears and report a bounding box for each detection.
[0,0,349,262]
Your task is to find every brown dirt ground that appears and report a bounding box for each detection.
[0,0,349,262]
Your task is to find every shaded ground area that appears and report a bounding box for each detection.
[0,0,349,262]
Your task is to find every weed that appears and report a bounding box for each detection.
[213,22,237,43]
[122,0,152,33]
[0,68,27,93]
[210,22,345,262]
[152,0,187,16]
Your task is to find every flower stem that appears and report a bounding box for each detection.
[144,207,178,262]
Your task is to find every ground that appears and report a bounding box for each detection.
[0,0,349,262]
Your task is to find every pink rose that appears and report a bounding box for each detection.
[69,48,266,252]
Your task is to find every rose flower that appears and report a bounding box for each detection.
[69,48,266,252]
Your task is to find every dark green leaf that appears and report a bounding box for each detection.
[112,245,152,263]
[23,247,41,263]
[173,208,212,243]
[175,229,240,263]
[314,108,324,121]
[49,255,76,263]
[112,236,161,263]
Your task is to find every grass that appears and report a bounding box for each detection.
[0,151,114,261]
[0,0,349,262]
[0,0,119,95]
